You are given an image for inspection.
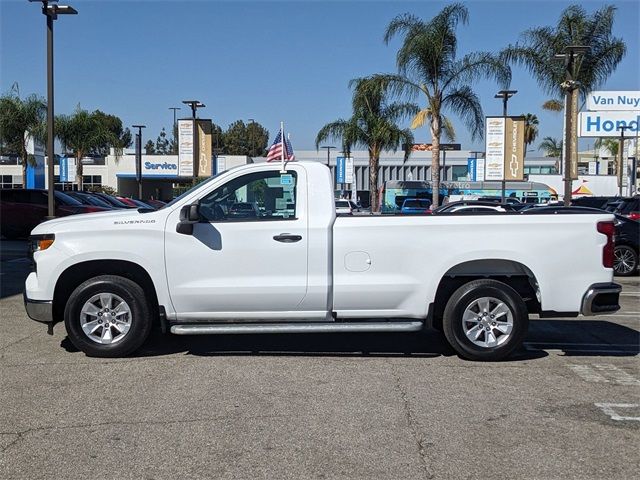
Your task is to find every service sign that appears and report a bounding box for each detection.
[579,111,640,137]
[586,91,640,111]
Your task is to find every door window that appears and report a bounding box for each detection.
[199,171,297,222]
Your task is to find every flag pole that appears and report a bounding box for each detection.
[280,121,286,173]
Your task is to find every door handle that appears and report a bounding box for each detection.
[273,233,302,243]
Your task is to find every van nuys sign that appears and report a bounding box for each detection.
[579,91,640,138]
[586,91,640,111]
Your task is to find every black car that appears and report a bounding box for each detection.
[571,196,620,210]
[613,196,640,221]
[65,191,115,209]
[613,214,639,276]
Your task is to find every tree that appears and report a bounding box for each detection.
[594,138,619,157]
[56,108,122,189]
[522,113,539,157]
[144,140,156,155]
[92,110,132,154]
[0,92,46,186]
[223,120,269,156]
[502,4,626,196]
[316,76,417,211]
[378,4,511,207]
[539,136,562,157]
[155,128,170,155]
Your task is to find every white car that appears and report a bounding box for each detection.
[25,162,621,361]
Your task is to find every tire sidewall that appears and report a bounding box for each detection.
[444,281,528,361]
[64,276,150,357]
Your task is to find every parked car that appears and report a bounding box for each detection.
[612,196,640,221]
[116,196,155,210]
[400,198,431,215]
[24,162,620,361]
[145,199,167,209]
[571,196,620,210]
[613,214,639,276]
[90,193,131,209]
[432,201,513,214]
[65,191,115,209]
[335,199,359,215]
[478,196,521,205]
[0,188,109,239]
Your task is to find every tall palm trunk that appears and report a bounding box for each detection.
[76,153,84,190]
[369,147,380,212]
[430,115,441,207]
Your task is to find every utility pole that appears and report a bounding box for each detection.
[132,125,146,200]
[30,0,77,218]
[169,107,180,153]
[494,90,517,202]
[248,118,255,157]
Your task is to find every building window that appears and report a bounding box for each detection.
[83,175,102,190]
[0,175,23,189]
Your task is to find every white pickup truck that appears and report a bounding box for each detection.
[24,161,621,360]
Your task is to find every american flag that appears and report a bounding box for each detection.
[266,130,296,162]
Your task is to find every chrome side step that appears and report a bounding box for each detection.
[170,321,423,335]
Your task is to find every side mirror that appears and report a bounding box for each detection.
[176,203,200,235]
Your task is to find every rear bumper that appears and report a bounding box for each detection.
[23,291,53,323]
[581,283,622,316]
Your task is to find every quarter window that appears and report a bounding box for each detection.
[199,171,297,222]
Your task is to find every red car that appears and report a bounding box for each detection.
[0,189,109,239]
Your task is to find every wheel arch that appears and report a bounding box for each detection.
[53,260,159,324]
[430,259,540,331]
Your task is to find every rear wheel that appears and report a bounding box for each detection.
[613,245,638,276]
[442,280,528,361]
[64,275,152,357]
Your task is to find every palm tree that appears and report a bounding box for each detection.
[316,77,417,211]
[522,113,539,157]
[56,107,122,189]
[374,4,511,207]
[0,92,46,186]
[502,4,626,189]
[594,138,619,157]
[539,137,563,157]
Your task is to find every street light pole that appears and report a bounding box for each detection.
[248,118,255,158]
[182,100,205,185]
[554,45,590,206]
[169,107,180,153]
[321,145,336,167]
[494,90,517,202]
[30,0,77,219]
[619,125,633,196]
[132,125,146,200]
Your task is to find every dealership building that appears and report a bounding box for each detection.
[0,144,635,200]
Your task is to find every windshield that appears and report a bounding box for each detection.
[336,201,350,207]
[54,191,83,206]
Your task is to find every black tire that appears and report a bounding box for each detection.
[613,245,638,277]
[64,275,152,357]
[442,279,529,361]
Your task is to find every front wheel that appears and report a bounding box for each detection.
[613,245,638,277]
[64,275,152,357]
[442,280,529,361]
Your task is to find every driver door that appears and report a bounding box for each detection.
[165,167,309,321]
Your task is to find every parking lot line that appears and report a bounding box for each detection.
[594,403,640,422]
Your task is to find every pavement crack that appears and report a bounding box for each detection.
[390,362,434,479]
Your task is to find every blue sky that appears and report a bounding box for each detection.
[1,0,638,152]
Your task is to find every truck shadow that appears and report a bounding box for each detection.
[60,319,638,360]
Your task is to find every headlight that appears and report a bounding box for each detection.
[29,234,55,255]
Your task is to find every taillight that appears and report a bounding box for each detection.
[627,212,640,221]
[597,221,615,268]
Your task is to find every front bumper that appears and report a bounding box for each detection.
[23,291,53,323]
[581,283,622,316]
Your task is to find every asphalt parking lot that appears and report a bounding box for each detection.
[1,240,638,479]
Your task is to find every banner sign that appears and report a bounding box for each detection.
[197,119,213,177]
[59,156,76,183]
[344,157,354,184]
[178,119,194,176]
[586,91,640,111]
[408,143,461,151]
[336,156,346,183]
[467,158,477,181]
[579,111,640,138]
[484,117,525,181]
[484,118,505,180]
[504,117,525,181]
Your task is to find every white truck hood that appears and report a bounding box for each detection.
[31,208,165,236]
